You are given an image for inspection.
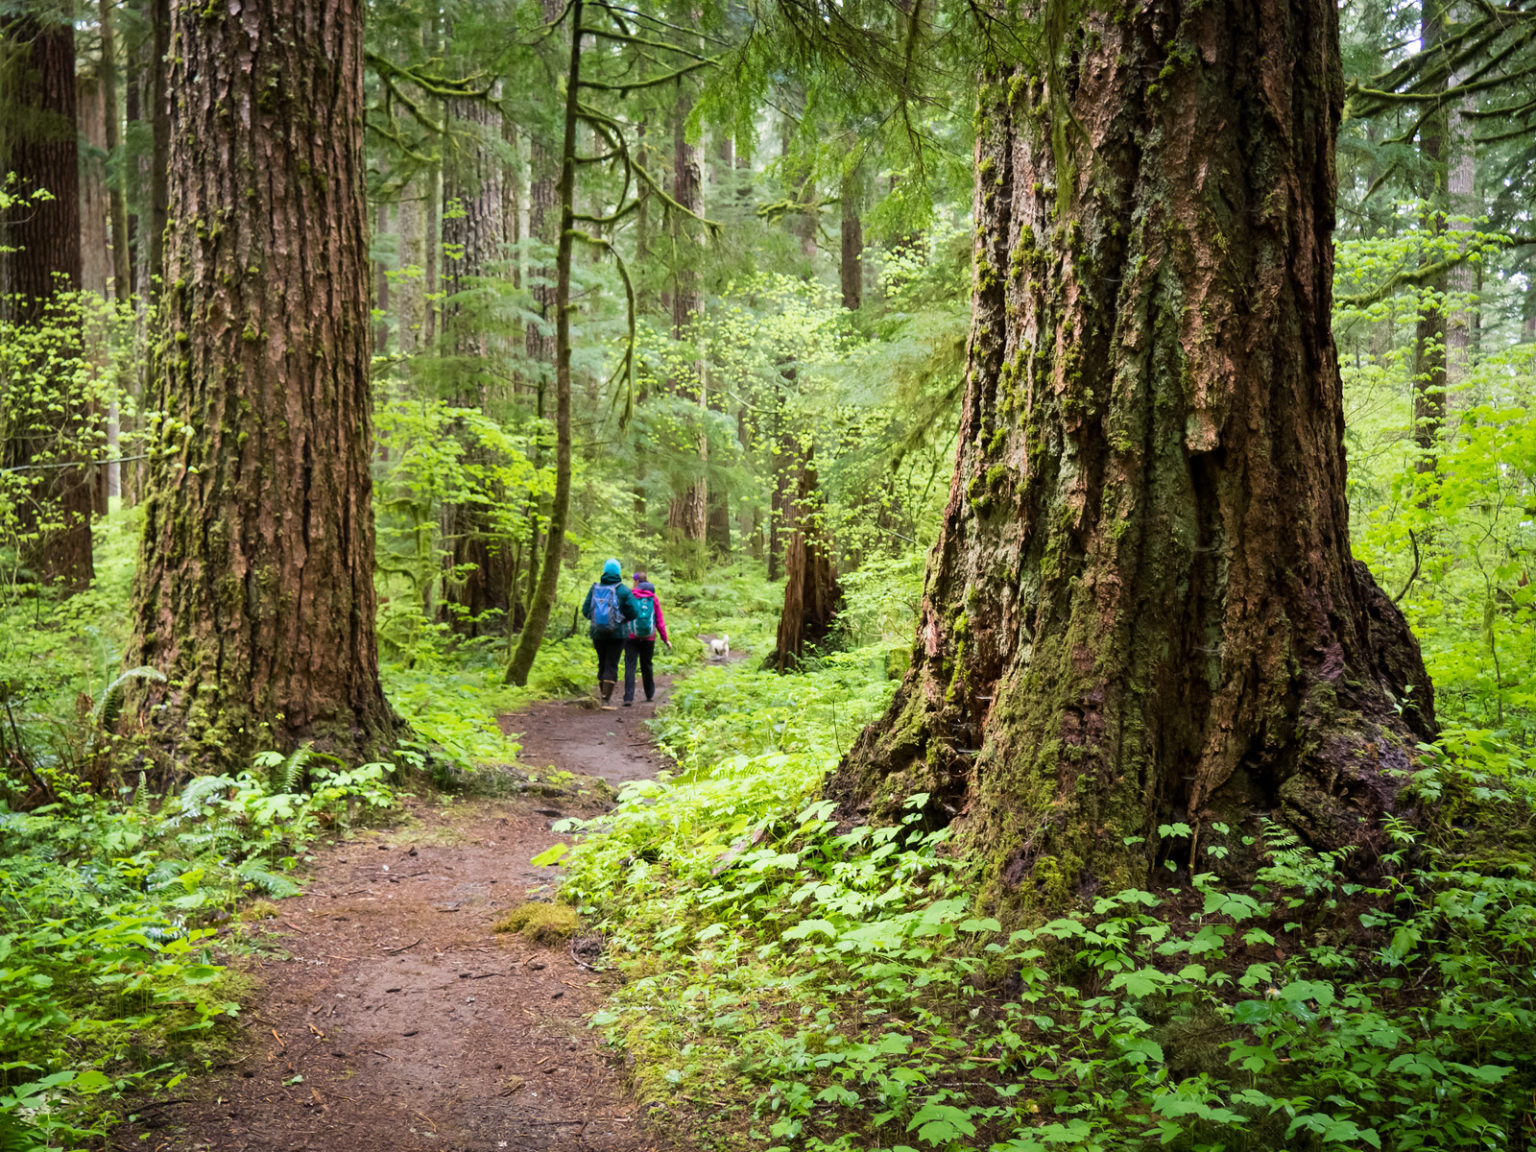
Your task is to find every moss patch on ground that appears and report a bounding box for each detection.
[494,901,581,944]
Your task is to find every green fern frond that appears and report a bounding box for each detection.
[272,744,312,793]
[237,862,301,899]
[180,774,236,816]
[92,666,167,732]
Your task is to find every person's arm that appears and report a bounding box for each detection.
[654,599,671,646]
[618,585,639,621]
[581,584,594,620]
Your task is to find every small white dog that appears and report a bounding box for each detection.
[708,634,731,659]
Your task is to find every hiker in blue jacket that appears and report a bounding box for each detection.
[581,559,639,707]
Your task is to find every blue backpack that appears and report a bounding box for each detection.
[628,594,657,640]
[590,584,622,636]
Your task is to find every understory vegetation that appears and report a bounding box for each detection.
[567,615,1536,1152]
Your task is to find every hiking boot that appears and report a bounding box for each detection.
[622,699,633,707]
[599,679,617,708]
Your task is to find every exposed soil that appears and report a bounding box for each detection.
[499,676,677,786]
[124,684,686,1152]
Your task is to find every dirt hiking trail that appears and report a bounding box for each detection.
[128,679,682,1152]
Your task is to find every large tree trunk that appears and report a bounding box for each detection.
[766,452,842,672]
[0,13,94,591]
[440,95,515,637]
[130,0,392,765]
[829,0,1435,906]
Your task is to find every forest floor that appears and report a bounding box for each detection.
[119,678,685,1152]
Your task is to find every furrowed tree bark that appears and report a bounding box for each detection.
[130,0,393,766]
[1,13,94,591]
[829,0,1435,906]
[506,0,581,688]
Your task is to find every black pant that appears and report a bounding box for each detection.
[593,634,623,683]
[624,638,656,702]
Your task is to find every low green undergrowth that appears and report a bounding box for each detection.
[564,655,1536,1152]
[0,753,399,1150]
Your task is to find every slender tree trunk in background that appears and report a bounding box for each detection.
[766,369,799,582]
[147,0,169,297]
[701,128,732,555]
[120,7,148,507]
[124,33,139,295]
[666,91,708,548]
[829,0,1435,907]
[396,187,428,353]
[506,0,582,688]
[1444,75,1477,400]
[130,0,393,765]
[441,95,514,637]
[634,119,655,314]
[100,0,130,306]
[77,64,111,517]
[79,66,112,301]
[526,137,557,383]
[766,451,841,672]
[98,0,128,505]
[0,13,95,591]
[1412,0,1448,475]
[374,202,391,355]
[840,158,865,311]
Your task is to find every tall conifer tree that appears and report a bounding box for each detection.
[130,0,392,764]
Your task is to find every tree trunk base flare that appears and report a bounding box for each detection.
[444,520,516,638]
[129,0,394,768]
[766,461,843,672]
[826,0,1435,909]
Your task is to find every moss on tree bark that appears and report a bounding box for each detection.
[130,0,393,767]
[829,0,1435,908]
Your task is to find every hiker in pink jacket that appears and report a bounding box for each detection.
[623,571,672,706]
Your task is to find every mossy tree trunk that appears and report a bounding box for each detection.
[0,12,94,592]
[829,0,1436,905]
[129,0,392,766]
